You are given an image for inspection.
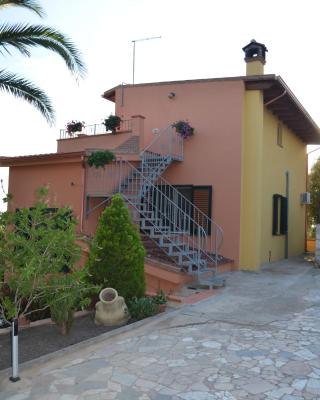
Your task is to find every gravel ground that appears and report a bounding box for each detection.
[0,312,123,371]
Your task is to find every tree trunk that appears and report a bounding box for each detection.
[60,322,68,336]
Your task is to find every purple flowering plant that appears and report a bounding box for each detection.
[172,120,194,139]
[66,120,85,135]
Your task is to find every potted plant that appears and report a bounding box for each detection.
[87,150,116,169]
[66,120,85,136]
[103,115,121,134]
[172,120,194,139]
[127,297,158,321]
[152,290,167,313]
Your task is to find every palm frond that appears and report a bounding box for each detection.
[0,69,55,124]
[0,24,86,78]
[0,0,44,17]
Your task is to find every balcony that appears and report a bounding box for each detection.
[59,119,132,140]
[56,116,146,156]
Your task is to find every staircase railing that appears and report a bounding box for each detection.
[85,123,224,272]
[151,174,223,263]
[141,125,183,161]
[117,159,209,272]
[140,125,223,265]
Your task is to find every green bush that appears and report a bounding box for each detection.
[0,187,99,330]
[46,270,94,335]
[87,150,116,169]
[87,194,146,300]
[128,297,158,321]
[308,160,320,238]
[103,115,121,134]
[152,290,167,305]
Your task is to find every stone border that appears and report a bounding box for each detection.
[0,310,91,336]
[0,307,182,377]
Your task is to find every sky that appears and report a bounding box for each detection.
[1,0,320,210]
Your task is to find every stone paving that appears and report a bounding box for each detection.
[1,257,320,399]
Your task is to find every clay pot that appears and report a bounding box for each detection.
[94,288,130,327]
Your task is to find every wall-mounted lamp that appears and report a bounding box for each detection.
[168,92,176,99]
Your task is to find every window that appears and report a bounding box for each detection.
[272,194,287,235]
[277,123,283,147]
[156,185,212,235]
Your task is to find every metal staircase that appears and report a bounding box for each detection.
[115,126,225,288]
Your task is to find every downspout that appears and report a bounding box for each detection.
[264,90,287,107]
[285,171,289,259]
[80,155,86,233]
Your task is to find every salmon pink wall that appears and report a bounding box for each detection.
[114,80,244,265]
[57,132,135,153]
[8,162,84,231]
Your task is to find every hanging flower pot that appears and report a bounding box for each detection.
[66,120,85,136]
[172,120,194,139]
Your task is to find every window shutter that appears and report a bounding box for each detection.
[272,194,279,235]
[193,186,212,235]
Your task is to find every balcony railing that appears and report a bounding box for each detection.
[59,119,132,140]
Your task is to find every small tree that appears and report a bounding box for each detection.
[308,160,320,238]
[0,188,98,332]
[87,194,146,300]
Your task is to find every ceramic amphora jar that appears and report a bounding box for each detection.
[94,288,130,326]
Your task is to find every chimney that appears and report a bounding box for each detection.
[242,39,268,76]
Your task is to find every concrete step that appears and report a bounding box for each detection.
[198,276,226,289]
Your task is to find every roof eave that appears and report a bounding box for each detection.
[102,87,117,102]
[0,151,85,167]
[245,75,320,144]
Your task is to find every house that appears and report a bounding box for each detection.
[1,40,319,292]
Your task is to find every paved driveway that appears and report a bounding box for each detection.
[1,257,320,399]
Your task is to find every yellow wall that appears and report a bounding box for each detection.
[240,92,307,270]
[260,110,306,264]
[246,60,264,76]
[240,90,264,270]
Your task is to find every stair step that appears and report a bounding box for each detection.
[180,260,194,266]
[171,250,198,256]
[143,226,176,232]
[163,231,189,235]
[198,276,226,289]
[198,268,214,274]
[150,232,181,239]
[161,241,190,249]
[162,228,189,236]
[161,242,189,249]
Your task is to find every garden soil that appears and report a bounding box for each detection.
[0,313,120,370]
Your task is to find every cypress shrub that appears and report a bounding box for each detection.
[87,194,146,300]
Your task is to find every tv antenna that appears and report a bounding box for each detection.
[132,36,161,85]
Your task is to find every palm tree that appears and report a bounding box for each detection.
[0,0,86,124]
